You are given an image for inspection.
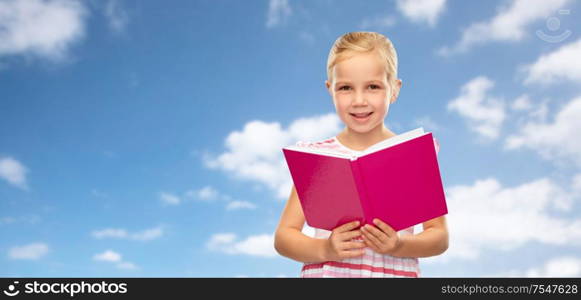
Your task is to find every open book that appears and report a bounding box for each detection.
[282,128,447,232]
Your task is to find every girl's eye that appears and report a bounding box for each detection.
[338,86,351,91]
[369,84,381,90]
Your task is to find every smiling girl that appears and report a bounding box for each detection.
[274,31,448,278]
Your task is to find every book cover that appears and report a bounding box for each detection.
[282,128,447,232]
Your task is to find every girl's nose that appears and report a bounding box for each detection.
[352,90,367,105]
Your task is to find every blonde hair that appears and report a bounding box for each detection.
[326,31,398,84]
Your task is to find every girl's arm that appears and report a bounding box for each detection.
[389,215,449,258]
[274,186,326,263]
[274,185,365,263]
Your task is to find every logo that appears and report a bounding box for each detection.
[536,9,572,43]
[3,281,20,297]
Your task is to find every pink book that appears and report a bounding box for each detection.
[282,128,447,232]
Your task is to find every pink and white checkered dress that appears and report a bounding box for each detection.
[295,135,440,278]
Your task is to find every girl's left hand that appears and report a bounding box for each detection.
[360,219,401,255]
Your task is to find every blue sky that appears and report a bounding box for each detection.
[1,0,581,277]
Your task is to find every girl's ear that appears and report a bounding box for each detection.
[390,79,402,104]
[325,80,333,96]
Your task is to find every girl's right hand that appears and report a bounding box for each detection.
[324,221,367,261]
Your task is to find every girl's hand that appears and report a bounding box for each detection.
[361,219,401,255]
[324,221,366,261]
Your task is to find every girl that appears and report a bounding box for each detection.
[274,32,448,278]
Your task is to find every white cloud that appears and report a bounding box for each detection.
[226,201,257,211]
[573,174,581,192]
[204,113,341,199]
[91,226,164,241]
[207,233,277,258]
[447,76,505,139]
[93,249,121,262]
[439,0,571,55]
[187,186,219,201]
[184,186,258,210]
[0,0,87,61]
[104,0,128,33]
[266,0,292,28]
[0,214,40,225]
[0,157,28,190]
[298,31,315,44]
[360,15,396,30]
[8,243,49,260]
[495,256,581,277]
[207,233,236,247]
[396,0,446,27]
[523,99,550,123]
[116,261,138,270]
[159,192,180,205]
[528,102,549,122]
[510,94,550,123]
[93,249,139,270]
[91,189,109,199]
[131,227,163,241]
[525,256,581,277]
[427,176,581,263]
[511,95,532,111]
[414,116,441,132]
[505,96,581,167]
[523,39,581,86]
[92,228,128,239]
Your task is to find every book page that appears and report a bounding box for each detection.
[359,127,427,157]
[283,145,353,160]
[283,127,427,160]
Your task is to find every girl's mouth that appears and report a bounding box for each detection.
[350,112,373,122]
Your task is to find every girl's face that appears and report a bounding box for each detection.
[326,51,401,134]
